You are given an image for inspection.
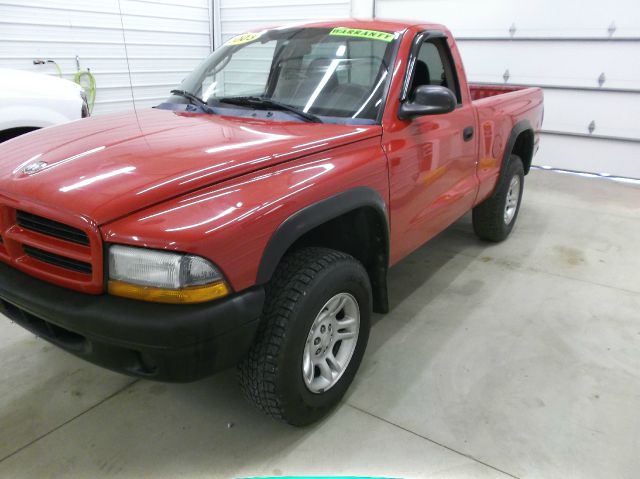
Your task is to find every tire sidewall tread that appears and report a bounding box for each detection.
[472,154,525,242]
[239,247,372,426]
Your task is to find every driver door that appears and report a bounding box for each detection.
[385,34,479,262]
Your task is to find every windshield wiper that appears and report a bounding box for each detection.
[170,89,214,114]
[216,96,323,123]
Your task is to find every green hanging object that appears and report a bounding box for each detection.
[74,69,97,114]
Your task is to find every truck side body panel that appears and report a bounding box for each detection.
[381,26,481,263]
[471,86,544,204]
[379,24,543,264]
[103,135,389,292]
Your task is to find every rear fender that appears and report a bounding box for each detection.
[498,119,533,186]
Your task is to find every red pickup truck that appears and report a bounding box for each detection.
[0,20,543,425]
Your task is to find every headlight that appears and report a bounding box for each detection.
[107,245,229,304]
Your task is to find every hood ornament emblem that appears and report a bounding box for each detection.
[23,160,48,175]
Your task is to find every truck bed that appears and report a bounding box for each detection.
[469,84,531,101]
[467,83,544,204]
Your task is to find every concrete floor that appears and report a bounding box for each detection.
[1,169,639,478]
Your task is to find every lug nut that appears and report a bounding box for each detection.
[316,348,322,355]
[314,337,320,345]
[320,325,326,333]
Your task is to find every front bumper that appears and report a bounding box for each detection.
[0,262,264,382]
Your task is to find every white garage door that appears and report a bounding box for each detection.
[376,0,640,179]
[0,0,213,115]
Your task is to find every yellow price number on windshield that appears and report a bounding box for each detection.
[226,32,261,46]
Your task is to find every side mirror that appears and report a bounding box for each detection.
[398,85,457,120]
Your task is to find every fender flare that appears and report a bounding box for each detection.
[499,119,533,183]
[256,186,389,285]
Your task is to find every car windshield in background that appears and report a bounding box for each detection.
[175,27,399,124]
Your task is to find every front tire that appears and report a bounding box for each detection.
[238,247,372,426]
[472,154,525,242]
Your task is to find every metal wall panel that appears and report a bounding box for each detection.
[0,0,213,114]
[538,134,639,178]
[375,0,640,38]
[458,41,640,91]
[541,89,640,140]
[376,0,640,178]
[214,0,352,47]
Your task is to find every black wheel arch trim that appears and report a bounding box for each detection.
[499,119,534,183]
[256,187,390,312]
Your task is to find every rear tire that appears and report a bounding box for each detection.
[472,154,524,242]
[238,247,372,426]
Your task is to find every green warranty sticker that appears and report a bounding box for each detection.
[329,27,395,42]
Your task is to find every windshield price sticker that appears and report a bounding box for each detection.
[226,32,261,46]
[329,27,395,42]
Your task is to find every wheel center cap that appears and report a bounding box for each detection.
[313,320,334,355]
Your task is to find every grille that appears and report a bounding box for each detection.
[0,200,101,293]
[16,210,90,246]
[23,245,92,275]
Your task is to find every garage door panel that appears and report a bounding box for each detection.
[0,0,119,14]
[0,23,210,48]
[118,30,210,47]
[128,0,209,9]
[93,101,134,114]
[130,84,174,100]
[220,6,350,24]
[536,134,640,178]
[375,0,640,178]
[90,87,136,103]
[220,0,347,8]
[125,44,210,58]
[0,24,124,44]
[120,15,211,36]
[0,57,130,79]
[458,41,640,90]
[134,97,168,109]
[0,58,192,78]
[541,89,640,140]
[95,70,190,86]
[0,42,128,60]
[375,0,640,38]
[124,57,203,72]
[0,4,121,27]
[121,0,210,22]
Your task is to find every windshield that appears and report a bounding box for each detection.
[174,27,399,124]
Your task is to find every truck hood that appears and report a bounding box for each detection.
[0,109,380,224]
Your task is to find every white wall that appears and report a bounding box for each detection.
[2,0,637,178]
[212,0,352,48]
[0,0,213,115]
[375,0,640,179]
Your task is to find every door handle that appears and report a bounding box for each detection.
[463,126,474,142]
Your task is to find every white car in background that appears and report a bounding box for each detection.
[0,68,89,143]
